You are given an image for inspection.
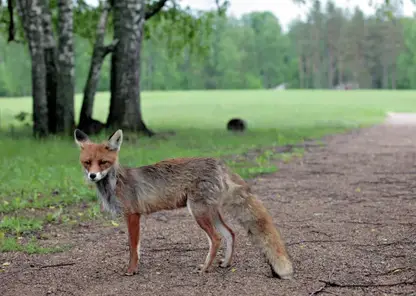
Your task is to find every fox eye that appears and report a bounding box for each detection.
[99,160,109,165]
[84,160,91,166]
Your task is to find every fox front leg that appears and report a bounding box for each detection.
[124,213,141,276]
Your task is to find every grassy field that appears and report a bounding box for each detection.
[1,89,416,254]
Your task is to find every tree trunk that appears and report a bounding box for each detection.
[56,0,75,134]
[7,0,16,42]
[41,0,58,134]
[79,0,115,134]
[328,49,334,88]
[17,0,48,137]
[106,0,153,136]
[337,59,343,85]
[298,55,304,88]
[382,62,389,89]
[312,25,321,89]
[44,48,58,132]
[304,56,310,89]
[391,64,396,89]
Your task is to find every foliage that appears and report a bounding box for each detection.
[2,1,416,96]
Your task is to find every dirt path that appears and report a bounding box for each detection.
[1,123,415,296]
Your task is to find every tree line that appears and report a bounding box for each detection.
[0,0,413,137]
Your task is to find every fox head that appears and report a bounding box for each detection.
[74,129,123,182]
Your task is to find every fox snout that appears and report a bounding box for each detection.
[86,170,108,182]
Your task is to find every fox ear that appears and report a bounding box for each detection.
[107,129,123,151]
[74,129,89,148]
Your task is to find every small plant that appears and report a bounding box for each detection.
[87,203,102,219]
[0,216,43,235]
[45,206,63,223]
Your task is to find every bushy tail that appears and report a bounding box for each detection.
[223,177,293,279]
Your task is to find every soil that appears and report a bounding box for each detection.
[1,120,415,296]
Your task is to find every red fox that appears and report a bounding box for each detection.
[74,129,294,279]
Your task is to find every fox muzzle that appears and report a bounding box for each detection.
[86,170,109,182]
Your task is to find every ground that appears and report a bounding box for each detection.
[1,120,415,296]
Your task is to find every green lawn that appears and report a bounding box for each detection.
[3,89,416,130]
[0,89,415,253]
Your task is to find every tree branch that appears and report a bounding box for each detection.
[214,0,229,15]
[7,0,16,42]
[318,278,415,288]
[310,267,414,295]
[145,0,169,20]
[102,39,119,57]
[37,262,76,269]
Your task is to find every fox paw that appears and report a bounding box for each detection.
[124,267,139,276]
[269,258,294,280]
[194,264,208,274]
[124,271,138,276]
[219,259,231,268]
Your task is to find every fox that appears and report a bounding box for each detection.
[73,128,294,279]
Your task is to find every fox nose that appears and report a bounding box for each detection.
[89,173,97,180]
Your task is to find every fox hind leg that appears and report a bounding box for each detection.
[214,212,235,268]
[187,200,221,273]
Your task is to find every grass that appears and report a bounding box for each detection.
[0,237,68,254]
[0,216,44,235]
[1,89,416,253]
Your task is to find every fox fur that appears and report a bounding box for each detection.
[74,129,294,279]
